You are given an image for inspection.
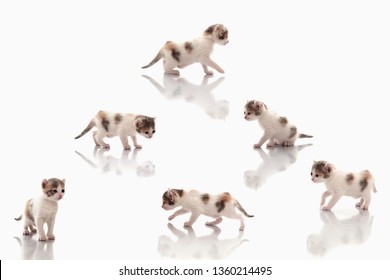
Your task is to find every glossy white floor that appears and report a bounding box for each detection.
[1,0,389,264]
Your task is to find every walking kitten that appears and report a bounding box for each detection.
[161,189,254,231]
[142,24,229,75]
[244,100,313,148]
[15,178,65,241]
[75,111,156,150]
[311,161,377,210]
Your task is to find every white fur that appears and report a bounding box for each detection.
[142,24,229,75]
[75,111,155,150]
[244,100,312,148]
[162,189,253,231]
[311,161,377,211]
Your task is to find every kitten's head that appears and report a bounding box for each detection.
[311,161,334,183]
[161,189,183,210]
[244,100,267,121]
[41,178,65,201]
[204,24,229,45]
[135,116,156,139]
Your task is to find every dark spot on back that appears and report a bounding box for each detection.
[184,42,193,53]
[346,173,354,185]
[279,116,288,126]
[201,194,210,204]
[114,114,123,125]
[360,178,368,192]
[215,200,225,213]
[102,118,109,132]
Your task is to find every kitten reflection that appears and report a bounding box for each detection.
[244,144,312,190]
[158,223,248,260]
[14,236,54,260]
[307,210,374,257]
[142,74,229,120]
[75,148,155,177]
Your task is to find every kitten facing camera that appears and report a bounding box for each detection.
[75,111,156,150]
[15,178,65,242]
[161,189,253,231]
[244,100,313,148]
[142,24,229,75]
[311,161,377,211]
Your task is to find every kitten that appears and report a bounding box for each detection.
[161,189,254,231]
[142,24,229,75]
[244,100,313,148]
[311,161,377,210]
[75,111,156,150]
[15,178,65,241]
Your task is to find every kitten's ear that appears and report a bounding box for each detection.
[62,178,66,185]
[324,162,333,173]
[254,101,264,110]
[42,179,49,189]
[167,188,174,202]
[135,118,143,128]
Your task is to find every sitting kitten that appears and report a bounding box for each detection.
[161,189,254,231]
[75,111,156,150]
[311,161,377,210]
[244,100,313,148]
[15,178,65,241]
[142,24,229,75]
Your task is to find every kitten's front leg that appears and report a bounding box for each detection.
[255,133,271,149]
[119,134,131,150]
[131,136,142,149]
[320,191,332,207]
[168,209,188,221]
[202,57,225,74]
[36,217,47,241]
[184,212,200,228]
[47,216,56,240]
[322,193,342,211]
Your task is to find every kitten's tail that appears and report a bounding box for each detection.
[15,215,22,221]
[75,120,95,139]
[234,200,254,218]
[299,133,313,138]
[141,51,163,69]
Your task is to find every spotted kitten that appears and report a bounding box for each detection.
[162,189,254,231]
[142,24,229,75]
[244,100,313,148]
[75,111,156,150]
[15,178,65,241]
[311,161,377,210]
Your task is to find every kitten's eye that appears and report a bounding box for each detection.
[152,130,156,134]
[145,131,149,134]
[62,189,65,193]
[310,172,313,176]
[248,112,251,115]
[53,190,57,193]
[315,174,319,178]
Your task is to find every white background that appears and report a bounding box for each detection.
[1,0,389,278]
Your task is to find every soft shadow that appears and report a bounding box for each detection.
[142,74,229,120]
[14,235,54,260]
[75,147,155,177]
[244,144,312,190]
[307,209,374,257]
[158,223,248,260]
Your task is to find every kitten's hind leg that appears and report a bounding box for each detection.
[164,61,180,75]
[206,217,222,226]
[92,131,100,146]
[94,131,110,149]
[355,198,364,208]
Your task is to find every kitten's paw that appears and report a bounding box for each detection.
[239,226,245,231]
[253,144,262,149]
[47,235,55,240]
[355,202,362,208]
[102,144,110,149]
[168,215,175,221]
[23,230,30,235]
[123,145,131,150]
[218,69,225,74]
[205,70,214,75]
[135,145,142,149]
[165,70,180,75]
[362,205,369,210]
[184,222,192,228]
[321,206,331,211]
[38,236,47,242]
